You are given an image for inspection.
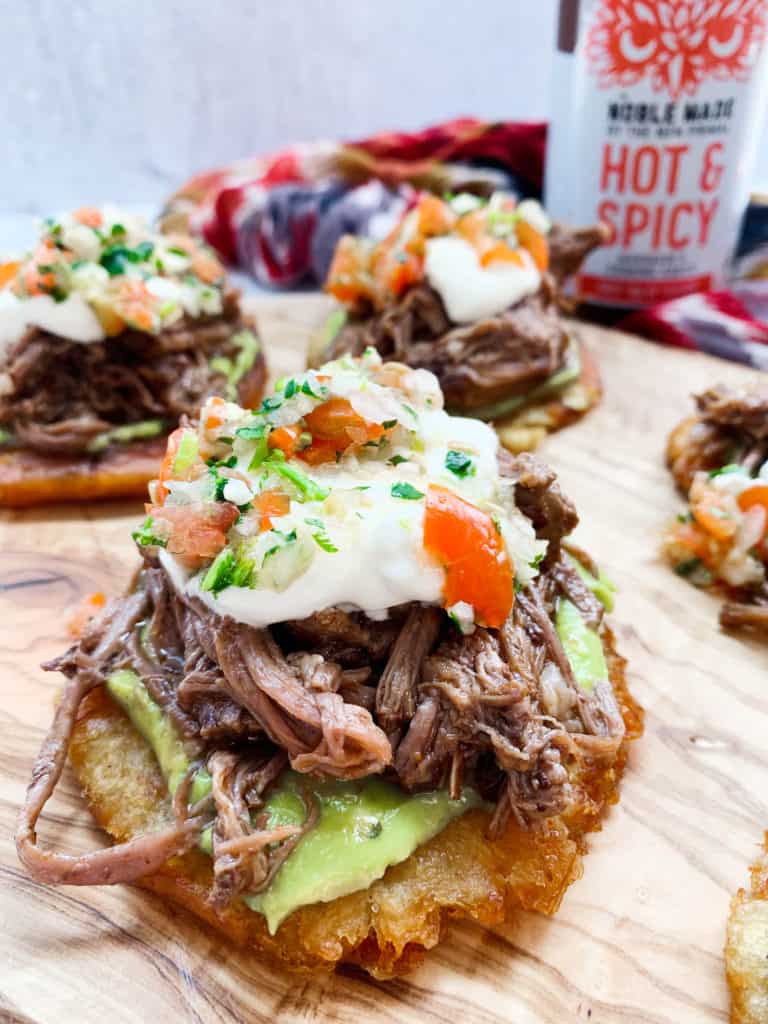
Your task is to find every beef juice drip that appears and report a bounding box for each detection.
[545,0,768,310]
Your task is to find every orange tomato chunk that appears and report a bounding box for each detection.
[148,502,238,559]
[303,397,383,458]
[254,490,290,532]
[737,484,768,518]
[268,424,302,459]
[516,220,549,272]
[423,484,514,628]
[690,477,738,541]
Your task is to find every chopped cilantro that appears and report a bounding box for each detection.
[391,482,424,500]
[236,424,267,440]
[301,379,327,399]
[305,516,338,553]
[708,464,742,478]
[284,379,298,399]
[110,223,126,237]
[207,456,237,500]
[132,516,167,549]
[382,419,398,429]
[445,449,475,479]
[388,455,409,466]
[529,552,544,569]
[100,241,155,276]
[260,395,283,413]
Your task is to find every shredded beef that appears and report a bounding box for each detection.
[498,450,579,553]
[23,455,629,897]
[670,384,768,493]
[320,222,603,414]
[548,223,609,285]
[327,283,568,414]
[0,290,264,455]
[697,386,768,439]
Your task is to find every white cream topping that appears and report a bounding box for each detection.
[156,354,545,629]
[425,236,541,324]
[0,290,104,355]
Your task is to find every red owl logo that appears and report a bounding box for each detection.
[586,0,767,98]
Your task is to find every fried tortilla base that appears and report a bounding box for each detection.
[494,342,602,454]
[726,835,768,1023]
[0,437,169,508]
[67,626,642,979]
[0,358,267,508]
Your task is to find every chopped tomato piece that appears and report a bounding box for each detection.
[326,235,373,304]
[191,250,224,284]
[73,207,103,228]
[455,209,486,249]
[203,396,227,432]
[416,194,456,237]
[516,220,549,272]
[479,243,526,268]
[254,490,291,531]
[112,279,156,331]
[690,477,738,541]
[0,261,20,289]
[737,484,768,520]
[268,424,302,459]
[303,397,384,457]
[148,502,238,559]
[67,591,106,638]
[370,244,423,300]
[423,484,514,628]
[156,428,184,504]
[667,519,725,570]
[299,439,340,466]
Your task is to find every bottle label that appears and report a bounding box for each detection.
[556,0,768,307]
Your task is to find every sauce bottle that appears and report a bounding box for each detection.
[545,0,768,310]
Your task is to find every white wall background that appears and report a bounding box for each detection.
[2,0,768,220]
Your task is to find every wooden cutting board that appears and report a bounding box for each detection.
[2,294,766,1024]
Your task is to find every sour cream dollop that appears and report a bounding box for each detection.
[425,236,541,323]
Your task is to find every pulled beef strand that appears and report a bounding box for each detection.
[208,748,307,906]
[721,602,768,632]
[213,619,392,778]
[16,598,204,886]
[498,450,579,553]
[375,605,442,733]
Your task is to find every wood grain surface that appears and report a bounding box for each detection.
[2,294,766,1024]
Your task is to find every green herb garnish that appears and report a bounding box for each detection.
[391,482,424,500]
[132,516,167,549]
[445,449,475,479]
